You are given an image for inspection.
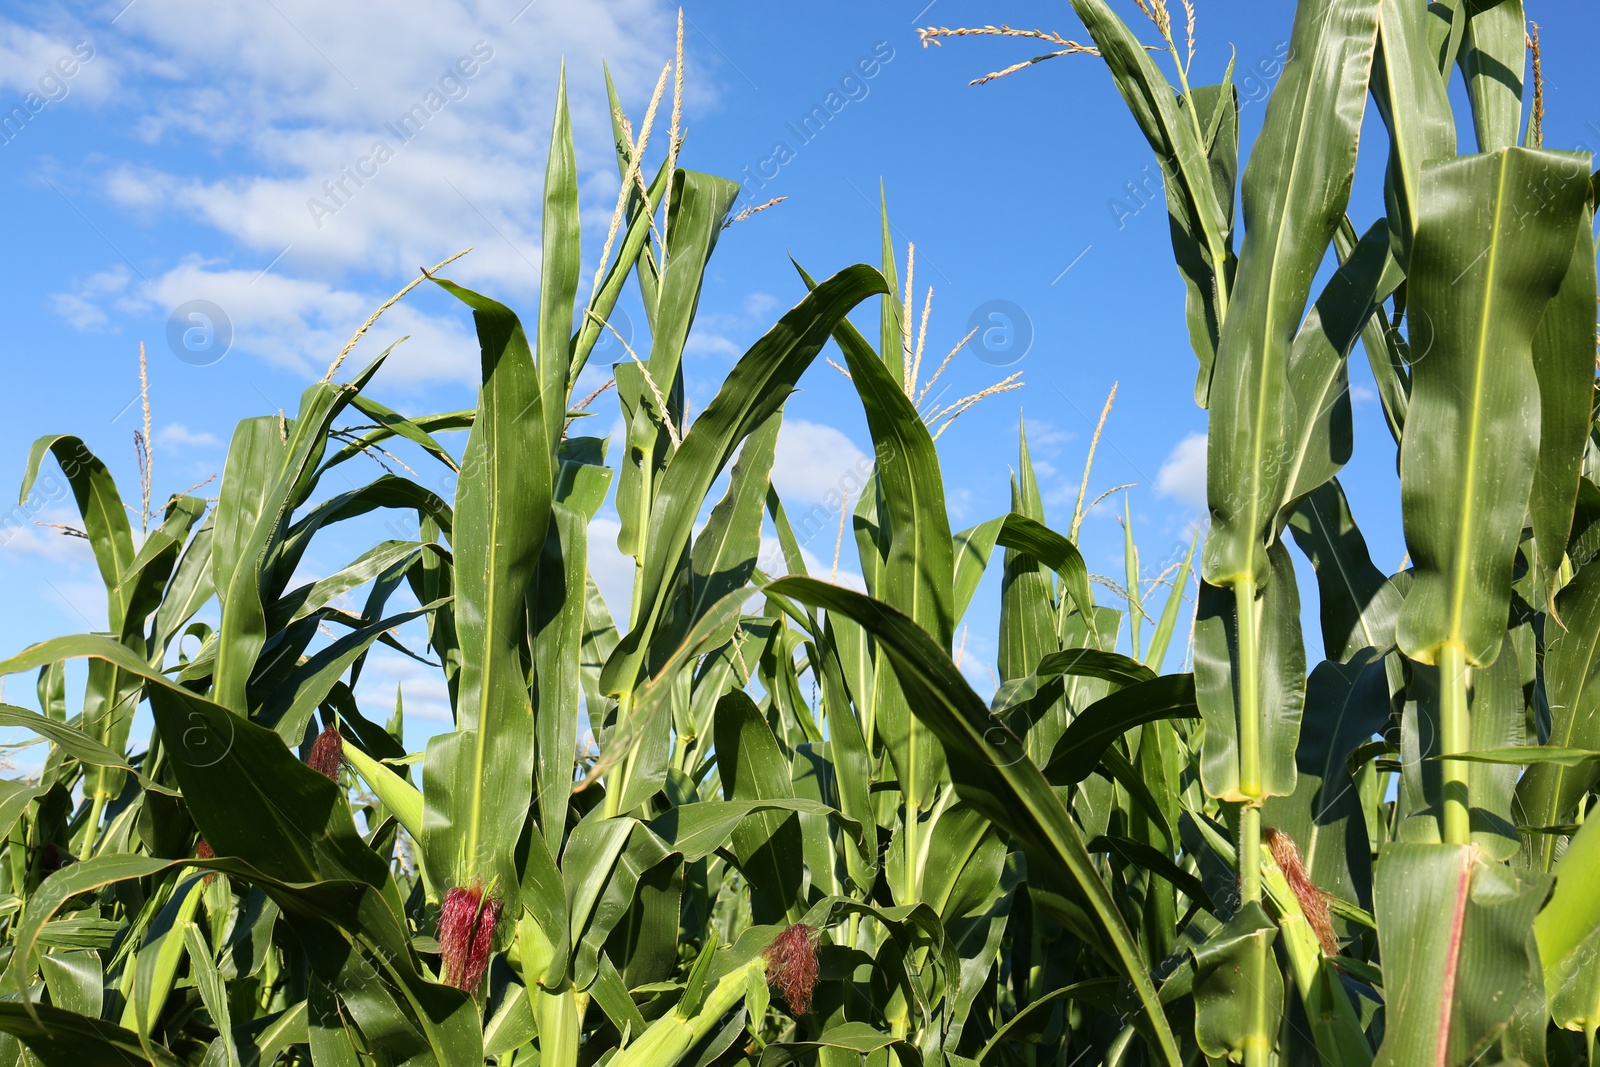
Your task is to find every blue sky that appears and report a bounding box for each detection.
[2,0,1597,758]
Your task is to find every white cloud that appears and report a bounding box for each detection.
[0,24,115,103]
[54,257,482,385]
[352,650,454,728]
[1156,432,1207,511]
[12,0,699,378]
[47,266,133,331]
[742,292,778,318]
[73,0,688,291]
[772,419,870,507]
[1350,383,1377,406]
[156,423,220,448]
[0,505,96,563]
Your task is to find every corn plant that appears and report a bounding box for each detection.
[2,0,1600,1065]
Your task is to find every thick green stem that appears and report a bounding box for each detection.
[78,789,108,861]
[1233,580,1264,906]
[604,690,638,818]
[1233,579,1267,1067]
[1239,805,1262,905]
[1439,642,1471,846]
[1233,580,1262,801]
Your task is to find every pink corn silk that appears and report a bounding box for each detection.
[439,886,500,992]
[763,923,819,1015]
[307,726,344,780]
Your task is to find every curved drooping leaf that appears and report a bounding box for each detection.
[0,1002,180,1067]
[1061,0,1233,403]
[800,267,953,812]
[0,704,138,775]
[1043,675,1199,787]
[213,357,388,711]
[1287,479,1401,662]
[601,264,890,697]
[767,577,1182,1067]
[1396,148,1591,668]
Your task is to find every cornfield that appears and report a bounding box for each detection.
[2,0,1597,1065]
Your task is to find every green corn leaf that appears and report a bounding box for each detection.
[1264,650,1390,909]
[996,513,1097,641]
[768,576,1182,1067]
[1192,903,1283,1062]
[421,277,550,900]
[534,504,587,856]
[714,691,805,924]
[1204,0,1378,589]
[0,1002,181,1067]
[213,357,387,711]
[1373,843,1547,1067]
[615,169,740,570]
[1535,811,1600,1029]
[1456,0,1525,153]
[538,65,581,454]
[1287,479,1401,662]
[1145,527,1198,674]
[342,396,465,473]
[1371,0,1457,264]
[1194,541,1307,801]
[1517,559,1600,869]
[601,264,889,698]
[1042,674,1199,786]
[21,436,135,630]
[1529,199,1598,610]
[1061,0,1233,400]
[1396,148,1591,668]
[1278,219,1398,516]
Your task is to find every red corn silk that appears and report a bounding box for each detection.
[438,886,500,992]
[195,836,217,884]
[763,923,819,1015]
[307,725,344,780]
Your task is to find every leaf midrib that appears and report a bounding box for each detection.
[1445,152,1513,653]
